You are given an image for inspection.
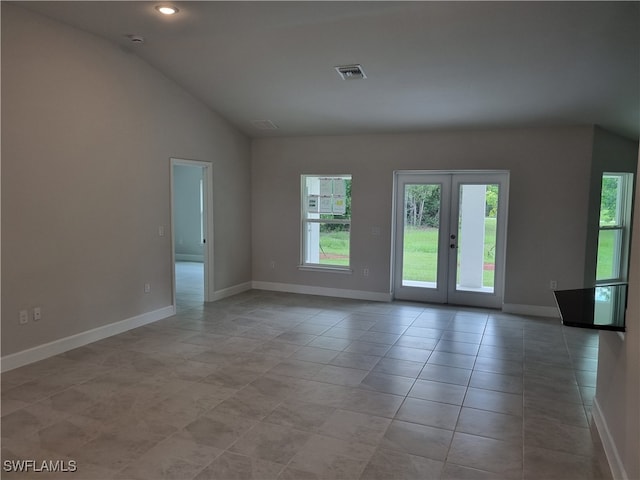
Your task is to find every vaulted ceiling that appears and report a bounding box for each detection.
[17,1,640,139]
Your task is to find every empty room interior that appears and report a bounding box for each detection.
[2,2,639,479]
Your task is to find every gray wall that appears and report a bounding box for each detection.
[173,165,204,261]
[596,147,640,480]
[1,4,251,356]
[252,127,599,309]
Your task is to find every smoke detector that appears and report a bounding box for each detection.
[251,120,278,130]
[335,64,367,80]
[126,34,145,44]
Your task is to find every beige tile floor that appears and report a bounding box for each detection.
[1,265,611,479]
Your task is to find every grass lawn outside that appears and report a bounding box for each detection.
[402,219,497,287]
[319,220,619,285]
[319,219,499,286]
[319,230,350,266]
[596,230,616,281]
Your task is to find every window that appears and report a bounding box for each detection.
[596,173,633,283]
[301,175,352,269]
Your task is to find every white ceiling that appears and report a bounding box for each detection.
[18,1,640,139]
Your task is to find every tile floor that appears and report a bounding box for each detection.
[1,268,612,479]
[175,261,205,309]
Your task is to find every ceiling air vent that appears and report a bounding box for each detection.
[251,120,278,130]
[335,64,367,80]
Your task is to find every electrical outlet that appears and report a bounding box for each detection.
[144,283,151,293]
[158,225,165,237]
[33,307,42,321]
[270,261,276,269]
[363,267,370,277]
[19,310,28,325]
[550,280,557,290]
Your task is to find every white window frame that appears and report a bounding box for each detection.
[596,172,634,284]
[300,175,352,272]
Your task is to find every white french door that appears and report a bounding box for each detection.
[393,171,509,309]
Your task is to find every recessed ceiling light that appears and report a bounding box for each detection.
[155,5,179,15]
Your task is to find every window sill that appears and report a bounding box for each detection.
[298,265,353,274]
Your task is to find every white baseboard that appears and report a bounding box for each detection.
[592,398,627,480]
[211,282,252,301]
[0,305,176,373]
[252,281,392,302]
[501,303,560,318]
[175,254,204,262]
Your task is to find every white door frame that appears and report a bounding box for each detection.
[170,158,214,304]
[392,170,509,309]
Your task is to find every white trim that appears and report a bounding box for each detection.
[0,306,176,372]
[394,169,512,176]
[592,398,627,480]
[210,282,252,301]
[297,265,353,274]
[501,303,560,318]
[252,281,392,302]
[175,254,204,262]
[203,162,215,301]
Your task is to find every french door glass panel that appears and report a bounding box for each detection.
[395,174,450,303]
[454,183,499,294]
[402,184,441,288]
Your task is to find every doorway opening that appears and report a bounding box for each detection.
[171,158,213,309]
[393,171,509,309]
